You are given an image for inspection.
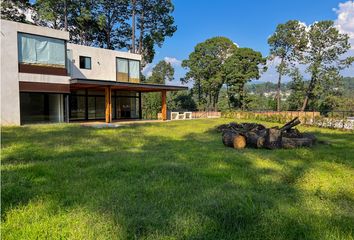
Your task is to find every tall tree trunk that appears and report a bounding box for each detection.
[64,0,68,31]
[131,0,136,53]
[138,10,144,54]
[276,58,284,112]
[106,28,111,49]
[198,81,201,106]
[239,84,244,110]
[301,71,317,111]
[226,84,231,108]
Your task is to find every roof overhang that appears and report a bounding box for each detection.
[70,78,188,92]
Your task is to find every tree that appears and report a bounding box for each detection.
[146,60,174,84]
[223,48,266,109]
[34,0,69,30]
[300,20,354,111]
[94,0,129,50]
[168,91,196,111]
[268,20,308,111]
[182,37,236,110]
[142,59,175,118]
[1,0,31,23]
[69,1,98,46]
[126,0,177,66]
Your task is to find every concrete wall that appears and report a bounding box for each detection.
[0,20,69,125]
[1,20,21,125]
[67,43,141,81]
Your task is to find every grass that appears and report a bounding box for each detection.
[1,118,354,240]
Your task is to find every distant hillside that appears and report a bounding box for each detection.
[343,77,354,97]
[246,77,354,97]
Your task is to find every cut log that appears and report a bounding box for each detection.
[245,132,265,148]
[233,134,246,149]
[264,128,282,149]
[280,117,301,132]
[222,131,237,147]
[281,137,314,149]
[222,130,246,149]
[240,123,266,132]
[220,120,316,150]
[283,128,302,138]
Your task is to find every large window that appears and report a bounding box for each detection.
[116,58,140,83]
[129,60,140,83]
[70,90,105,121]
[20,93,64,124]
[18,33,66,68]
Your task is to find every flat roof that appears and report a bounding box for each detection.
[70,78,188,92]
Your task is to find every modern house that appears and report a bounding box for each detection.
[0,20,187,125]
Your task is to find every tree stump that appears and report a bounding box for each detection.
[264,128,282,149]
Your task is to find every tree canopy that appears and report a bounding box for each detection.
[182,37,236,109]
[223,47,266,109]
[145,60,174,84]
[300,20,354,110]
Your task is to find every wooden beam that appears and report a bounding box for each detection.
[105,86,112,123]
[161,90,167,121]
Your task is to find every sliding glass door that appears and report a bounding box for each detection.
[113,91,140,119]
[69,90,141,121]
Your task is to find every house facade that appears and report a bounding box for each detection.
[0,20,187,125]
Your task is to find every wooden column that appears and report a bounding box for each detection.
[105,86,112,123]
[161,90,167,121]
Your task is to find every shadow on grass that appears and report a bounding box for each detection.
[1,123,354,239]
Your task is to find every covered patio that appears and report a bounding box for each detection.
[70,78,188,123]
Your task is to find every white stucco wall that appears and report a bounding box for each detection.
[0,20,69,125]
[1,20,21,125]
[67,43,141,81]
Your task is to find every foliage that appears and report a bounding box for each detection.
[34,0,70,30]
[145,60,174,84]
[1,0,31,23]
[142,92,161,119]
[2,120,354,239]
[87,0,128,50]
[182,37,237,109]
[268,20,308,111]
[300,20,354,110]
[223,47,266,109]
[286,68,306,110]
[126,0,177,66]
[168,91,197,111]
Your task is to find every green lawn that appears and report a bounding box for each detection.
[1,119,354,240]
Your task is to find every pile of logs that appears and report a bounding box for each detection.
[217,117,316,150]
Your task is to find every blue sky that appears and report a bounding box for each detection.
[143,0,354,86]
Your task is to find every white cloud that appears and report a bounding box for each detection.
[334,0,354,49]
[164,57,182,67]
